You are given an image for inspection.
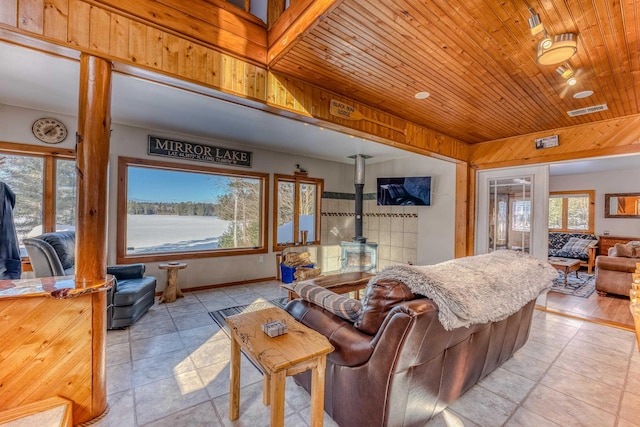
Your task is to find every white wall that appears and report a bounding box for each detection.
[0,104,78,150]
[2,103,458,288]
[365,156,457,265]
[550,168,640,237]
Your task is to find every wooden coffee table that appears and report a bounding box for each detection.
[549,257,581,286]
[226,306,334,427]
[281,271,374,301]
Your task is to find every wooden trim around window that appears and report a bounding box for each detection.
[548,190,595,233]
[116,156,269,263]
[273,173,323,252]
[1,142,76,236]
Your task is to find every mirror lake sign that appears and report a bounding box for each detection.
[148,136,252,168]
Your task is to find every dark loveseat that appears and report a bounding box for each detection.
[23,231,156,329]
[548,232,598,273]
[285,261,542,427]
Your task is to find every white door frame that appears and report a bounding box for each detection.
[476,165,550,261]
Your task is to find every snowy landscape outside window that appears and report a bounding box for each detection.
[274,174,323,250]
[118,157,268,262]
[0,152,76,249]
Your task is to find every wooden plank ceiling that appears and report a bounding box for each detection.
[268,0,640,144]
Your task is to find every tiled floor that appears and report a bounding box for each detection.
[97,281,640,427]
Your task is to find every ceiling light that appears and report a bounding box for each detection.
[573,90,594,99]
[528,9,544,36]
[567,77,577,86]
[415,91,430,99]
[537,33,578,65]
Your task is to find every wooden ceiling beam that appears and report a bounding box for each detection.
[267,0,343,65]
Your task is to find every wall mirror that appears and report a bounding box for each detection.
[604,193,640,218]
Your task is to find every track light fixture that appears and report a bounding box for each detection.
[556,63,577,86]
[528,10,544,36]
[538,33,578,65]
[527,8,578,65]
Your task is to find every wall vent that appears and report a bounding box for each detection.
[567,104,608,117]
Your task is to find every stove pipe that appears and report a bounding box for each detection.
[353,154,367,243]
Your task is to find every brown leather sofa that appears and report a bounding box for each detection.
[595,243,640,296]
[285,278,536,427]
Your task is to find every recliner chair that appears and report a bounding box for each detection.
[24,230,156,329]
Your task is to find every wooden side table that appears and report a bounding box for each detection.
[226,307,334,427]
[158,262,187,303]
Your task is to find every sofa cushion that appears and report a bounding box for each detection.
[113,276,157,306]
[561,237,595,254]
[613,243,640,258]
[354,278,415,335]
[596,255,639,273]
[292,281,362,322]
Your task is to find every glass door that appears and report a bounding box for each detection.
[488,177,532,253]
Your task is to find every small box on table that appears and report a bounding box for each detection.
[262,319,288,337]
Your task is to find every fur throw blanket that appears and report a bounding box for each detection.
[371,250,556,330]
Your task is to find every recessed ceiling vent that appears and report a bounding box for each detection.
[567,104,608,117]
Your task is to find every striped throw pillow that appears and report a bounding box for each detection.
[560,237,594,255]
[292,282,362,322]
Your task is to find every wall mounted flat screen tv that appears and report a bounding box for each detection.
[377,176,431,206]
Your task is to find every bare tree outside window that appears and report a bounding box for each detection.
[0,154,44,242]
[274,175,322,249]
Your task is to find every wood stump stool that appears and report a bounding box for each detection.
[158,262,187,303]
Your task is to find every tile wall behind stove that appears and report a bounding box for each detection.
[319,192,418,272]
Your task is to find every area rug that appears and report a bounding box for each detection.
[209,297,289,337]
[550,270,595,298]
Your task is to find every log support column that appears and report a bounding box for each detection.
[75,53,112,423]
[76,54,112,281]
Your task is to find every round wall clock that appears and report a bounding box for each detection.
[32,118,68,144]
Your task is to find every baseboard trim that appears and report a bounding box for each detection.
[154,276,277,296]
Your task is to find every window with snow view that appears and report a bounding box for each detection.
[0,150,76,248]
[273,174,323,251]
[117,157,268,262]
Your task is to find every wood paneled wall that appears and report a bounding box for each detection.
[0,292,107,424]
[0,0,469,162]
[0,0,269,100]
[89,0,267,62]
[470,114,640,169]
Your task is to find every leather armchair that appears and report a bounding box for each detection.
[23,231,156,329]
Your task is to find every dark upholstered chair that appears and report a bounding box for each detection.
[23,231,156,329]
